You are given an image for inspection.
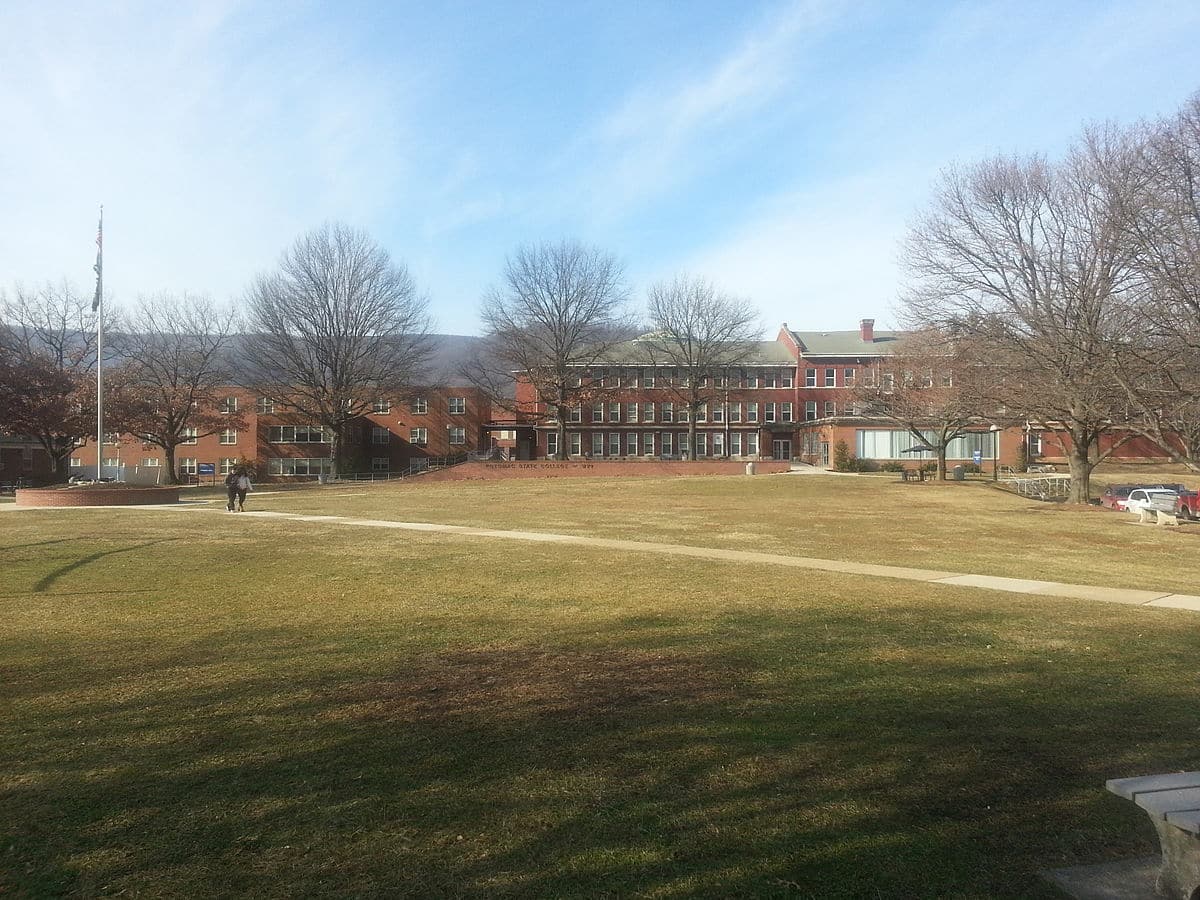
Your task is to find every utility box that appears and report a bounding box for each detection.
[952,465,965,481]
[745,462,756,476]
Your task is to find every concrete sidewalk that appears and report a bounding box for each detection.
[165,505,1200,613]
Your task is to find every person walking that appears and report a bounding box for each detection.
[234,468,253,511]
[224,469,240,512]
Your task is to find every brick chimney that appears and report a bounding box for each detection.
[859,318,875,343]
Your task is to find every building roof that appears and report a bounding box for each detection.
[598,338,797,366]
[789,329,903,357]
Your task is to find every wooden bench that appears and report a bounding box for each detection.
[1107,772,1200,899]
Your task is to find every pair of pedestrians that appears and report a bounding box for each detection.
[224,468,254,512]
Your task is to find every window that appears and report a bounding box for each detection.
[70,457,82,467]
[805,401,817,421]
[625,403,638,423]
[714,372,726,389]
[711,404,724,423]
[712,432,725,457]
[268,425,329,443]
[268,457,333,476]
[697,403,707,423]
[825,368,836,387]
[730,432,742,456]
[546,432,558,457]
[592,403,604,423]
[219,458,237,475]
[372,458,390,472]
[764,402,776,423]
[256,397,275,414]
[448,427,465,445]
[592,433,605,457]
[219,396,238,413]
[642,403,654,422]
[609,402,620,423]
[844,368,856,386]
[626,432,637,456]
[746,433,759,456]
[642,433,654,456]
[824,401,836,418]
[763,370,777,388]
[372,399,391,414]
[410,427,428,445]
[103,457,121,468]
[781,402,793,423]
[608,432,621,457]
[781,370,794,388]
[179,457,198,475]
[448,397,466,415]
[805,368,816,387]
[660,402,674,423]
[745,371,758,388]
[181,427,198,445]
[940,372,954,387]
[104,432,121,445]
[140,457,160,468]
[569,432,581,456]
[882,373,895,393]
[411,397,428,414]
[568,405,582,423]
[642,368,655,388]
[1028,431,1043,456]
[694,433,707,458]
[730,403,741,423]
[746,402,759,423]
[856,429,997,461]
[661,432,673,456]
[372,426,389,445]
[219,428,237,445]
[677,406,689,423]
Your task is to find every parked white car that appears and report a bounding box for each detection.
[1123,488,1179,514]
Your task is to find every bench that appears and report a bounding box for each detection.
[1157,509,1182,527]
[900,468,927,483]
[1107,772,1200,899]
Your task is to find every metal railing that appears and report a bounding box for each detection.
[331,454,469,483]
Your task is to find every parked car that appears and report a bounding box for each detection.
[1123,488,1180,515]
[1176,490,1199,521]
[1100,483,1187,511]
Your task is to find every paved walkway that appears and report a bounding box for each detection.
[146,504,1200,613]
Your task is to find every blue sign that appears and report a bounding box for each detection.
[197,463,216,475]
[972,450,982,466]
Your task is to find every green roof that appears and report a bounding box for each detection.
[789,329,903,357]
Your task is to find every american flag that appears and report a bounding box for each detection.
[92,210,103,311]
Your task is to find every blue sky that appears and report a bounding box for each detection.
[2,0,1200,335]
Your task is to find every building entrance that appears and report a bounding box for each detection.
[772,439,791,461]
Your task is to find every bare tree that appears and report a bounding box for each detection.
[108,294,243,484]
[902,131,1137,502]
[1110,93,1200,469]
[853,328,992,480]
[642,274,761,457]
[0,282,100,478]
[480,240,633,459]
[243,223,431,476]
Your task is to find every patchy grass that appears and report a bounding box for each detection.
[2,504,1199,898]
[252,472,1200,594]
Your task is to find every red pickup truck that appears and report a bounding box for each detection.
[1176,490,1200,521]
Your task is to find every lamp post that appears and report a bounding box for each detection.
[990,424,1001,481]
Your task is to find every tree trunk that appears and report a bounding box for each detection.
[164,443,179,485]
[688,417,697,460]
[329,429,340,477]
[936,448,948,481]
[555,407,568,460]
[1066,435,1093,504]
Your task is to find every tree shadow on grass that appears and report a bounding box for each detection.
[4,611,1199,898]
[32,540,178,593]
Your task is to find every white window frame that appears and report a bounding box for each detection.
[448,397,466,415]
[448,426,466,445]
[412,398,428,414]
[608,432,621,457]
[181,427,198,445]
[372,426,389,445]
[372,399,391,414]
[410,427,428,446]
[219,428,237,445]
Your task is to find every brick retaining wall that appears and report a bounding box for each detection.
[421,460,792,481]
[15,486,181,507]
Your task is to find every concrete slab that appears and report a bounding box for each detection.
[1147,595,1200,612]
[1043,856,1159,900]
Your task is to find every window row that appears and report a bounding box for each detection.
[407,427,465,445]
[267,457,334,475]
[804,367,858,388]
[570,368,795,389]
[252,397,468,416]
[569,401,801,425]
[546,431,762,458]
[856,429,997,460]
[267,425,332,444]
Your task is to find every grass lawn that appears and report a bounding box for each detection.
[254,470,1200,595]
[3,479,1199,898]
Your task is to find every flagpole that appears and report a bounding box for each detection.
[95,205,104,480]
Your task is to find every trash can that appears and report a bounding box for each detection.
[745,462,756,476]
[952,465,965,481]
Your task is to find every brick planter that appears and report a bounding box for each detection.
[15,486,181,507]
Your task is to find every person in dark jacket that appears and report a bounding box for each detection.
[224,469,239,511]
